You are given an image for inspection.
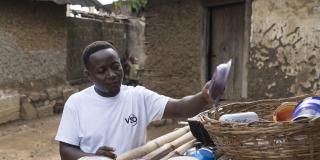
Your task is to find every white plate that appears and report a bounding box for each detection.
[168,156,198,160]
[78,156,112,160]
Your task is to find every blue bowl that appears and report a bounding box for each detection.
[292,97,320,121]
[189,148,215,160]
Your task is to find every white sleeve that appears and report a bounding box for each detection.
[55,97,80,146]
[139,87,170,123]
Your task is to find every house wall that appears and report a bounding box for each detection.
[144,0,207,97]
[66,17,129,82]
[66,17,102,82]
[0,0,67,91]
[248,0,320,98]
[128,19,146,66]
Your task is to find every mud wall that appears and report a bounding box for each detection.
[144,0,207,97]
[67,17,144,82]
[0,0,67,91]
[248,0,320,99]
[128,19,146,66]
[67,17,128,82]
[66,17,103,82]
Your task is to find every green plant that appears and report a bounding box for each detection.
[114,0,147,13]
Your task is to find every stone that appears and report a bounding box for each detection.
[37,100,56,118]
[0,94,20,124]
[57,86,64,93]
[39,91,48,101]
[44,100,50,105]
[29,92,41,102]
[20,97,37,120]
[32,101,44,108]
[62,88,78,102]
[56,99,64,105]
[46,88,61,100]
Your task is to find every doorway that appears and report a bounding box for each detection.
[205,0,251,100]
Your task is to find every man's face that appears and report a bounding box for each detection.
[86,48,123,96]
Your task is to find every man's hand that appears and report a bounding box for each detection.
[202,81,213,105]
[95,146,117,159]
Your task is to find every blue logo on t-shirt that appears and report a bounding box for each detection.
[125,114,138,126]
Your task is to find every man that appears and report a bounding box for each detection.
[55,41,212,160]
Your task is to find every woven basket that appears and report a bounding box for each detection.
[200,95,320,160]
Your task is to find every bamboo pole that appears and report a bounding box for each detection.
[142,132,194,160]
[160,139,196,160]
[117,126,190,160]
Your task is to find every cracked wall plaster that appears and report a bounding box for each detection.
[248,0,320,98]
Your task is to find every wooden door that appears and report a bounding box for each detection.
[209,2,245,99]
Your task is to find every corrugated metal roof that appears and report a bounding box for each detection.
[36,0,103,7]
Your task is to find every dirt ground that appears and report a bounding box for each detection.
[0,115,183,160]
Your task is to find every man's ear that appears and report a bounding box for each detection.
[83,69,92,81]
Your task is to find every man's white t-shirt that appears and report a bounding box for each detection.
[55,85,170,155]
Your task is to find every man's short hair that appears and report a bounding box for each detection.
[82,41,117,69]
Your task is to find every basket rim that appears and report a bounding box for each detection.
[199,94,320,160]
[199,94,320,126]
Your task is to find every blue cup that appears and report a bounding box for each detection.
[292,96,320,121]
